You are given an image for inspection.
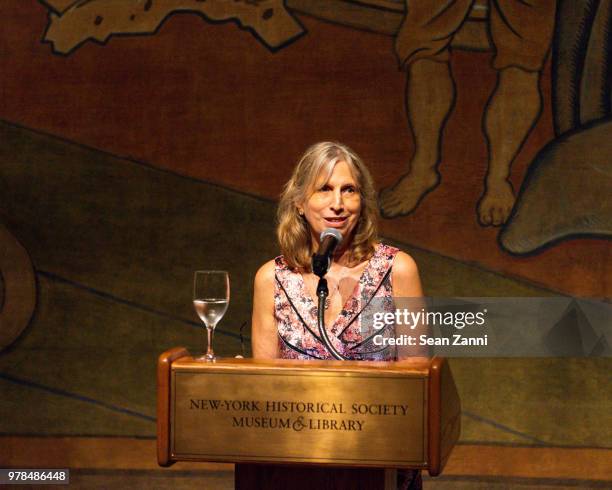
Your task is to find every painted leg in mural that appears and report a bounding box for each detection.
[478,67,542,226]
[379,58,455,218]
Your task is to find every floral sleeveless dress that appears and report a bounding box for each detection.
[274,243,399,360]
[273,243,423,489]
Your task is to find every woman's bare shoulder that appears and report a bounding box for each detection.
[254,259,277,287]
[391,251,423,297]
[392,251,419,276]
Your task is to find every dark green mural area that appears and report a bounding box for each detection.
[0,121,277,334]
[0,120,274,436]
[0,121,609,447]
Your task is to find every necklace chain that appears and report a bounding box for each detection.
[324,280,341,309]
[322,268,349,309]
[308,264,362,311]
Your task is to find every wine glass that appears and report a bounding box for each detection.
[193,271,229,362]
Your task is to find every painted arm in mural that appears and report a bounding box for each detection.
[251,259,280,359]
[40,0,304,54]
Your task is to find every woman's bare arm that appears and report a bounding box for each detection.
[251,260,279,359]
[391,251,428,359]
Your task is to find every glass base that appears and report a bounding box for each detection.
[194,353,216,362]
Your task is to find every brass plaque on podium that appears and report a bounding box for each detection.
[170,360,428,467]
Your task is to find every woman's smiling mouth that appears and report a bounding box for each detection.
[324,216,348,226]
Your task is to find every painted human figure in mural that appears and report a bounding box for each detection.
[379,0,557,226]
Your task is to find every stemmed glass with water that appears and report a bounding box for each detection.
[193,271,229,361]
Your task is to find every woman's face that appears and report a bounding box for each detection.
[299,160,362,249]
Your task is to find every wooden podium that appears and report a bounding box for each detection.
[157,348,461,489]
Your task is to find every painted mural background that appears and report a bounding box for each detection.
[0,0,610,464]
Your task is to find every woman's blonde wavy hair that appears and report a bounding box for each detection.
[277,142,379,270]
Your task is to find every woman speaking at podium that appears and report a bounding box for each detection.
[252,141,424,360]
[251,141,424,488]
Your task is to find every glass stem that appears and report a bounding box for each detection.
[206,326,215,359]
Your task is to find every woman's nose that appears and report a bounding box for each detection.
[330,190,344,211]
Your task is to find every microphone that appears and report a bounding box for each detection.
[312,228,343,277]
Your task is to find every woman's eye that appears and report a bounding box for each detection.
[318,185,332,192]
[343,186,356,194]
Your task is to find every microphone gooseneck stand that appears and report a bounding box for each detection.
[312,228,347,360]
[316,276,348,361]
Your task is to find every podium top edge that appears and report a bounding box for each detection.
[170,356,435,375]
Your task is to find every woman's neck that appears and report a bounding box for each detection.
[332,246,354,268]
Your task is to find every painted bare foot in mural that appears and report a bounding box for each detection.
[480,67,541,226]
[380,169,440,218]
[380,59,455,218]
[477,179,515,226]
